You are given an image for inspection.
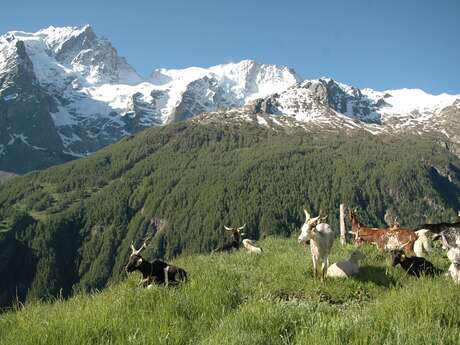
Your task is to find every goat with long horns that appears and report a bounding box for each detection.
[125,238,187,287]
[213,224,246,252]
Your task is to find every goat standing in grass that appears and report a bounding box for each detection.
[298,209,336,279]
[415,212,460,250]
[440,227,460,250]
[326,250,364,278]
[413,229,435,257]
[350,210,417,256]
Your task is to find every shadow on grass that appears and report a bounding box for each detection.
[353,265,396,288]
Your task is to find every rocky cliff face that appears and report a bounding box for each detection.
[0,39,71,172]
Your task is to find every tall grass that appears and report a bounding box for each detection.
[1,237,458,345]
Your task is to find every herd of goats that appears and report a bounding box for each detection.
[125,209,460,288]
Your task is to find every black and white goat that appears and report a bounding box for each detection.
[416,212,460,250]
[390,249,440,277]
[125,240,187,287]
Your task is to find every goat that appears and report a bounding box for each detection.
[213,224,246,252]
[326,250,364,278]
[125,240,187,287]
[415,218,460,234]
[390,249,440,277]
[447,248,460,284]
[350,210,417,256]
[413,229,434,257]
[242,239,262,254]
[298,209,336,279]
[415,213,460,250]
[440,227,460,250]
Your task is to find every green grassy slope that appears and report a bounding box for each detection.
[0,121,459,309]
[1,237,459,345]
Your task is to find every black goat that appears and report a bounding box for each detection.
[125,241,187,287]
[390,250,440,277]
[213,224,246,252]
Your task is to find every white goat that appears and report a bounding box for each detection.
[326,250,364,278]
[447,248,460,284]
[414,229,433,257]
[242,239,262,254]
[298,209,336,279]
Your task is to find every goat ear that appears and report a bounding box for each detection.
[304,209,310,220]
[136,258,143,266]
[240,232,246,237]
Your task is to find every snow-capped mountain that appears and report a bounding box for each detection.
[1,25,459,173]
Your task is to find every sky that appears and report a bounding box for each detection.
[0,0,459,94]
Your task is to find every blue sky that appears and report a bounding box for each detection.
[1,0,459,94]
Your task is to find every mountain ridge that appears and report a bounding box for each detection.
[1,24,460,173]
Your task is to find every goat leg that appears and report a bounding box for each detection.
[321,257,329,281]
[311,254,318,279]
[164,266,169,286]
[138,277,150,288]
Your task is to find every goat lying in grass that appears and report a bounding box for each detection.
[326,250,364,278]
[125,240,187,287]
[213,224,246,252]
[390,250,440,278]
[242,239,262,254]
[447,248,460,284]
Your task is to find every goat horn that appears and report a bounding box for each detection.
[238,224,246,230]
[224,226,233,231]
[130,241,136,254]
[310,216,320,223]
[304,209,310,220]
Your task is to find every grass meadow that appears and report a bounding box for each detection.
[1,237,459,345]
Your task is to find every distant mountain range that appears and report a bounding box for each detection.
[1,25,459,173]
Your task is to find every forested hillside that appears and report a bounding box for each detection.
[0,120,459,309]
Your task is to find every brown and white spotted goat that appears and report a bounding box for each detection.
[350,210,417,256]
[125,240,187,287]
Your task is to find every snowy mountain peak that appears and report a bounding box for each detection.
[35,24,95,53]
[1,24,460,173]
[1,25,142,85]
